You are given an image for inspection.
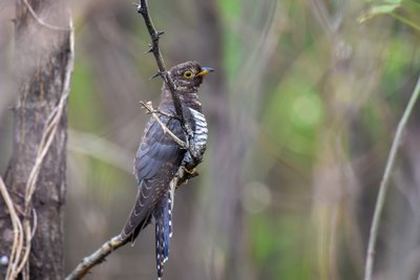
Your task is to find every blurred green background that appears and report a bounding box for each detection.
[0,0,419,279]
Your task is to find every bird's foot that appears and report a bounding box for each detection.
[176,166,199,188]
[182,166,198,176]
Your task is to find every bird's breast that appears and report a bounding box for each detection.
[189,108,208,148]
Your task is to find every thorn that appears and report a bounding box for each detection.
[145,44,154,54]
[150,72,162,80]
[134,2,143,13]
[130,239,137,247]
[157,30,165,37]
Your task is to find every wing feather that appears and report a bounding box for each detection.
[121,115,186,240]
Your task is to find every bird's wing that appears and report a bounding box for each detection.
[121,115,186,240]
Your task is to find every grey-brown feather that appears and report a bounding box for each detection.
[121,114,186,240]
[120,61,209,280]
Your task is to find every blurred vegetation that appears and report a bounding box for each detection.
[67,0,420,279]
[0,0,419,279]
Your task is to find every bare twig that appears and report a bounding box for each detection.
[364,75,420,280]
[22,0,70,31]
[64,236,127,280]
[65,163,195,279]
[139,101,188,148]
[136,0,186,125]
[66,100,193,280]
[139,101,177,119]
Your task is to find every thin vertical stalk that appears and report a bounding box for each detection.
[364,75,420,280]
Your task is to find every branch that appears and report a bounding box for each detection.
[139,100,188,149]
[364,74,420,280]
[136,0,185,124]
[65,236,127,280]
[66,100,199,280]
[65,163,197,280]
[66,2,200,279]
[67,102,199,279]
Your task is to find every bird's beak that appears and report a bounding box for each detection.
[196,66,215,77]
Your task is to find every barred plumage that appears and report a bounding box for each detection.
[189,108,208,148]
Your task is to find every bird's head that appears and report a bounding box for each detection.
[168,61,214,91]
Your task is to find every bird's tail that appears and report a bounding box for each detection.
[153,192,173,279]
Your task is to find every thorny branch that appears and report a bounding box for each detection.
[136,0,185,124]
[65,1,201,279]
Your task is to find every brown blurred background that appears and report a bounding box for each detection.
[1,0,419,279]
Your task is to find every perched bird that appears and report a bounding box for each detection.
[120,61,213,279]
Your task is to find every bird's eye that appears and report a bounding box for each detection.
[183,70,194,79]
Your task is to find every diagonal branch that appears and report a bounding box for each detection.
[64,163,195,280]
[139,100,188,149]
[64,236,128,280]
[66,89,197,280]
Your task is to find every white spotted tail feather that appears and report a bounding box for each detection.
[153,192,173,279]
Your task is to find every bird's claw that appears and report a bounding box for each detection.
[176,166,199,189]
[182,166,198,176]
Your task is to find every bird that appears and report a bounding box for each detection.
[120,61,213,279]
